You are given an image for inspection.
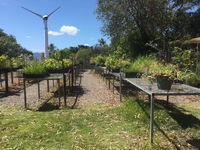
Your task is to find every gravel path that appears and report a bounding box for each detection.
[75,69,120,107]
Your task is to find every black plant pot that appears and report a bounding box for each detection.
[121,71,142,78]
[47,67,71,74]
[110,68,120,73]
[23,73,49,78]
[156,76,173,90]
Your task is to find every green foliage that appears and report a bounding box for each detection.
[90,55,107,65]
[0,29,32,57]
[76,48,92,64]
[105,56,131,69]
[0,55,11,68]
[22,62,46,74]
[42,58,72,70]
[11,54,32,68]
[148,63,178,80]
[96,0,200,60]
[126,55,158,73]
[172,47,194,69]
[63,59,72,68]
[42,58,62,70]
[179,70,200,86]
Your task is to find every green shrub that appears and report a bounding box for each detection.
[22,62,47,74]
[179,70,200,85]
[105,56,130,69]
[0,55,11,68]
[124,55,157,73]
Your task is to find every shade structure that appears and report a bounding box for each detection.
[186,37,200,43]
[185,37,200,73]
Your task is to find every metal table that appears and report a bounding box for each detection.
[22,74,65,108]
[125,78,200,144]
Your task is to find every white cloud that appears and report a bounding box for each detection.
[25,36,31,39]
[60,25,80,36]
[84,44,90,46]
[48,31,64,36]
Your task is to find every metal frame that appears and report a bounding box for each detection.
[22,74,65,108]
[96,66,200,144]
[125,78,200,143]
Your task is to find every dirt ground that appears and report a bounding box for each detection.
[0,69,199,109]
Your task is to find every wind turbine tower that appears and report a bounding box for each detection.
[22,7,60,58]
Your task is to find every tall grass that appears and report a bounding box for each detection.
[123,55,158,73]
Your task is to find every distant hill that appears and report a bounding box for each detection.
[33,53,41,60]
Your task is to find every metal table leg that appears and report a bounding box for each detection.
[57,79,61,106]
[38,80,40,99]
[5,72,9,93]
[63,74,67,106]
[112,77,115,94]
[0,74,2,87]
[167,95,169,104]
[11,71,14,84]
[47,80,49,92]
[23,79,27,108]
[53,80,55,87]
[120,74,122,101]
[150,94,154,144]
[108,76,110,89]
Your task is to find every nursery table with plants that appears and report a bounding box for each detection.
[124,78,200,144]
[22,74,66,108]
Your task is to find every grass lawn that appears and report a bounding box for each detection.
[0,98,200,150]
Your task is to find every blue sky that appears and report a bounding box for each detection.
[0,0,108,53]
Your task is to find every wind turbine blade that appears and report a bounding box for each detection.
[47,7,60,17]
[21,7,43,18]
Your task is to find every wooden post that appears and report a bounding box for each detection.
[23,79,27,108]
[150,94,154,144]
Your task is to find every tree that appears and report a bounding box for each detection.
[98,38,106,47]
[96,0,200,59]
[0,28,32,57]
[76,48,92,65]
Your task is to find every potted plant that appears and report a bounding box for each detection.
[42,58,72,73]
[149,63,178,90]
[22,62,48,78]
[105,57,129,73]
[122,62,142,78]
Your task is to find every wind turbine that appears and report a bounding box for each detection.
[22,6,60,58]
